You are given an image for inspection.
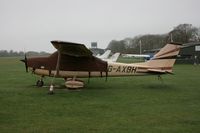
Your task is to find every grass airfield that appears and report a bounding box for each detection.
[0,57,200,133]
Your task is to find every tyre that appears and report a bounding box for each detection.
[36,80,44,87]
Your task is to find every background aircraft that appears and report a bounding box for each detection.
[122,54,150,58]
[96,50,111,59]
[122,54,151,60]
[101,52,120,62]
[21,41,181,93]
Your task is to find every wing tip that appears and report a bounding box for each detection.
[51,40,85,46]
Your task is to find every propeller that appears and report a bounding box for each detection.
[20,54,28,72]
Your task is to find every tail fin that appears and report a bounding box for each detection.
[145,43,181,73]
[96,50,111,59]
[109,52,120,62]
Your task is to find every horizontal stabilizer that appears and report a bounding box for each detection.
[147,69,173,74]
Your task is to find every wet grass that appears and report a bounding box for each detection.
[0,57,200,133]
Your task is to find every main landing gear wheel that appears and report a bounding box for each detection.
[65,78,84,90]
[36,80,44,87]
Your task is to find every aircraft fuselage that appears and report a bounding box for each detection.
[30,62,158,78]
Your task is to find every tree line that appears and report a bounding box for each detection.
[107,24,200,54]
[0,50,49,57]
[1,23,199,56]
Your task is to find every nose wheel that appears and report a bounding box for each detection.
[36,76,44,87]
[36,80,44,87]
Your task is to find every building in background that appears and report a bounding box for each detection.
[89,42,105,56]
[91,42,97,49]
[143,42,200,64]
[178,42,200,64]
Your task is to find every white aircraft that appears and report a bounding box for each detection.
[103,52,120,62]
[122,54,150,58]
[96,50,111,59]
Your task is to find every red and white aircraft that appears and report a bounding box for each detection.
[21,41,181,93]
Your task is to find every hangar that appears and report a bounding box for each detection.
[144,42,200,64]
[177,42,200,64]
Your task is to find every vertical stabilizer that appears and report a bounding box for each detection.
[144,43,181,73]
[109,53,120,62]
[96,50,111,59]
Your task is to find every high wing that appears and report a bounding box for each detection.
[51,40,108,73]
[51,40,93,57]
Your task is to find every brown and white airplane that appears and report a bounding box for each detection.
[21,40,181,93]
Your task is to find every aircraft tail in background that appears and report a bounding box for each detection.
[96,50,111,59]
[108,52,120,62]
[103,52,120,62]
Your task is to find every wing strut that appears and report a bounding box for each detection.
[48,51,61,94]
[56,51,61,76]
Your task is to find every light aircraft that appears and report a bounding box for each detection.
[21,41,181,93]
[101,52,120,62]
[122,54,150,58]
[96,50,111,59]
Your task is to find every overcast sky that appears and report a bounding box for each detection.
[0,0,200,52]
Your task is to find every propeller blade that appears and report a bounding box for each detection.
[20,54,28,72]
[25,54,28,72]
